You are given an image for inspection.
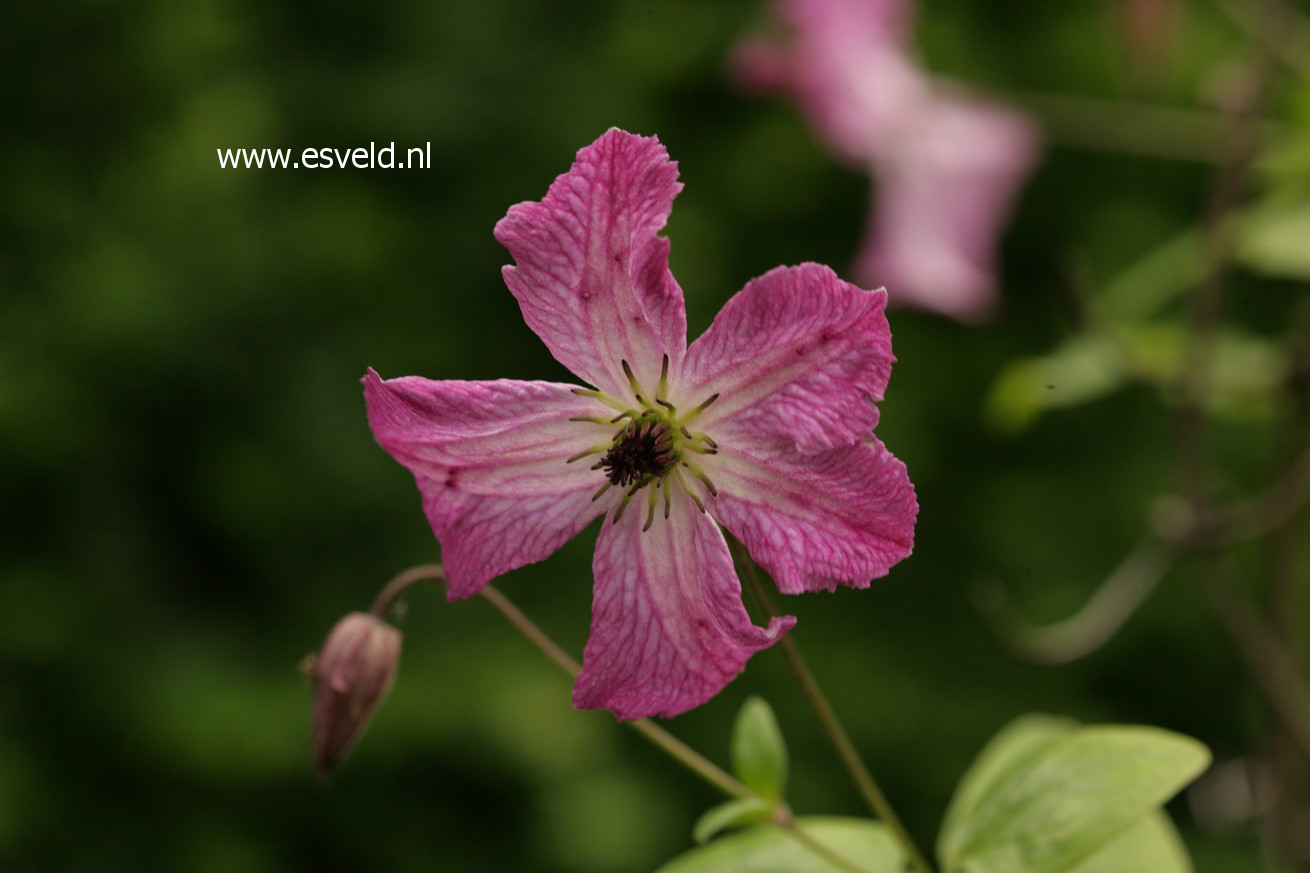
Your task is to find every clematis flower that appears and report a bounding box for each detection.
[733,0,1040,322]
[364,129,916,720]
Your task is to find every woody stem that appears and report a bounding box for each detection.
[732,542,937,873]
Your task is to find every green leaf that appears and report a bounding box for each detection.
[693,797,772,844]
[656,817,905,873]
[985,335,1126,433]
[1096,230,1202,323]
[1065,813,1191,873]
[938,715,1077,865]
[1235,201,1310,280]
[986,323,1285,431]
[942,725,1209,873]
[731,697,788,802]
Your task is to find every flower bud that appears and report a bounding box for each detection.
[312,611,402,774]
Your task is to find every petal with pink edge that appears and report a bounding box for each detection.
[495,129,687,399]
[679,263,893,455]
[707,436,916,594]
[855,97,1040,321]
[573,493,795,721]
[363,370,614,598]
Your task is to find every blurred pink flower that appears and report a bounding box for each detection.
[733,0,1040,321]
[365,129,916,721]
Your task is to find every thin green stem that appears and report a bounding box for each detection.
[774,808,876,873]
[731,542,936,873]
[369,562,444,618]
[369,563,753,798]
[476,581,754,800]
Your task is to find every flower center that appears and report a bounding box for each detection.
[567,355,721,530]
[600,415,676,487]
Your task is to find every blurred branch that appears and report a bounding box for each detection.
[968,86,1289,163]
[1201,568,1310,763]
[1175,0,1310,776]
[1167,441,1310,549]
[973,539,1174,665]
[1216,0,1310,77]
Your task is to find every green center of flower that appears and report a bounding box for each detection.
[568,355,720,531]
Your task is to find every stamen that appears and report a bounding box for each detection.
[661,475,672,519]
[569,416,614,425]
[656,355,670,404]
[612,482,642,524]
[682,460,719,497]
[591,481,612,502]
[678,392,720,426]
[566,444,607,464]
[571,388,631,413]
[621,359,649,407]
[642,486,658,532]
[674,468,706,513]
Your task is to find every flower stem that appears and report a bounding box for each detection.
[774,807,876,873]
[373,563,754,800]
[732,542,936,873]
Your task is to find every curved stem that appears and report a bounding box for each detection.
[973,538,1174,664]
[370,562,444,617]
[731,542,936,873]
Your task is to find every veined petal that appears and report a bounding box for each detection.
[573,493,795,721]
[495,129,687,399]
[363,370,613,597]
[679,263,893,454]
[855,96,1040,321]
[707,436,916,594]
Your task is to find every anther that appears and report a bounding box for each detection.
[621,359,648,405]
[591,482,612,502]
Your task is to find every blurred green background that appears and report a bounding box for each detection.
[4,0,1306,870]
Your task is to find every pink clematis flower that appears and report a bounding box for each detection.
[364,129,916,720]
[733,0,1040,322]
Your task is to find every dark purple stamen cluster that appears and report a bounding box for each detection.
[599,416,675,487]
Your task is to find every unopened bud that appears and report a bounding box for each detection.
[312,611,402,774]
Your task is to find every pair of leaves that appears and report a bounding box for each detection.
[937,715,1209,873]
[662,708,1208,873]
